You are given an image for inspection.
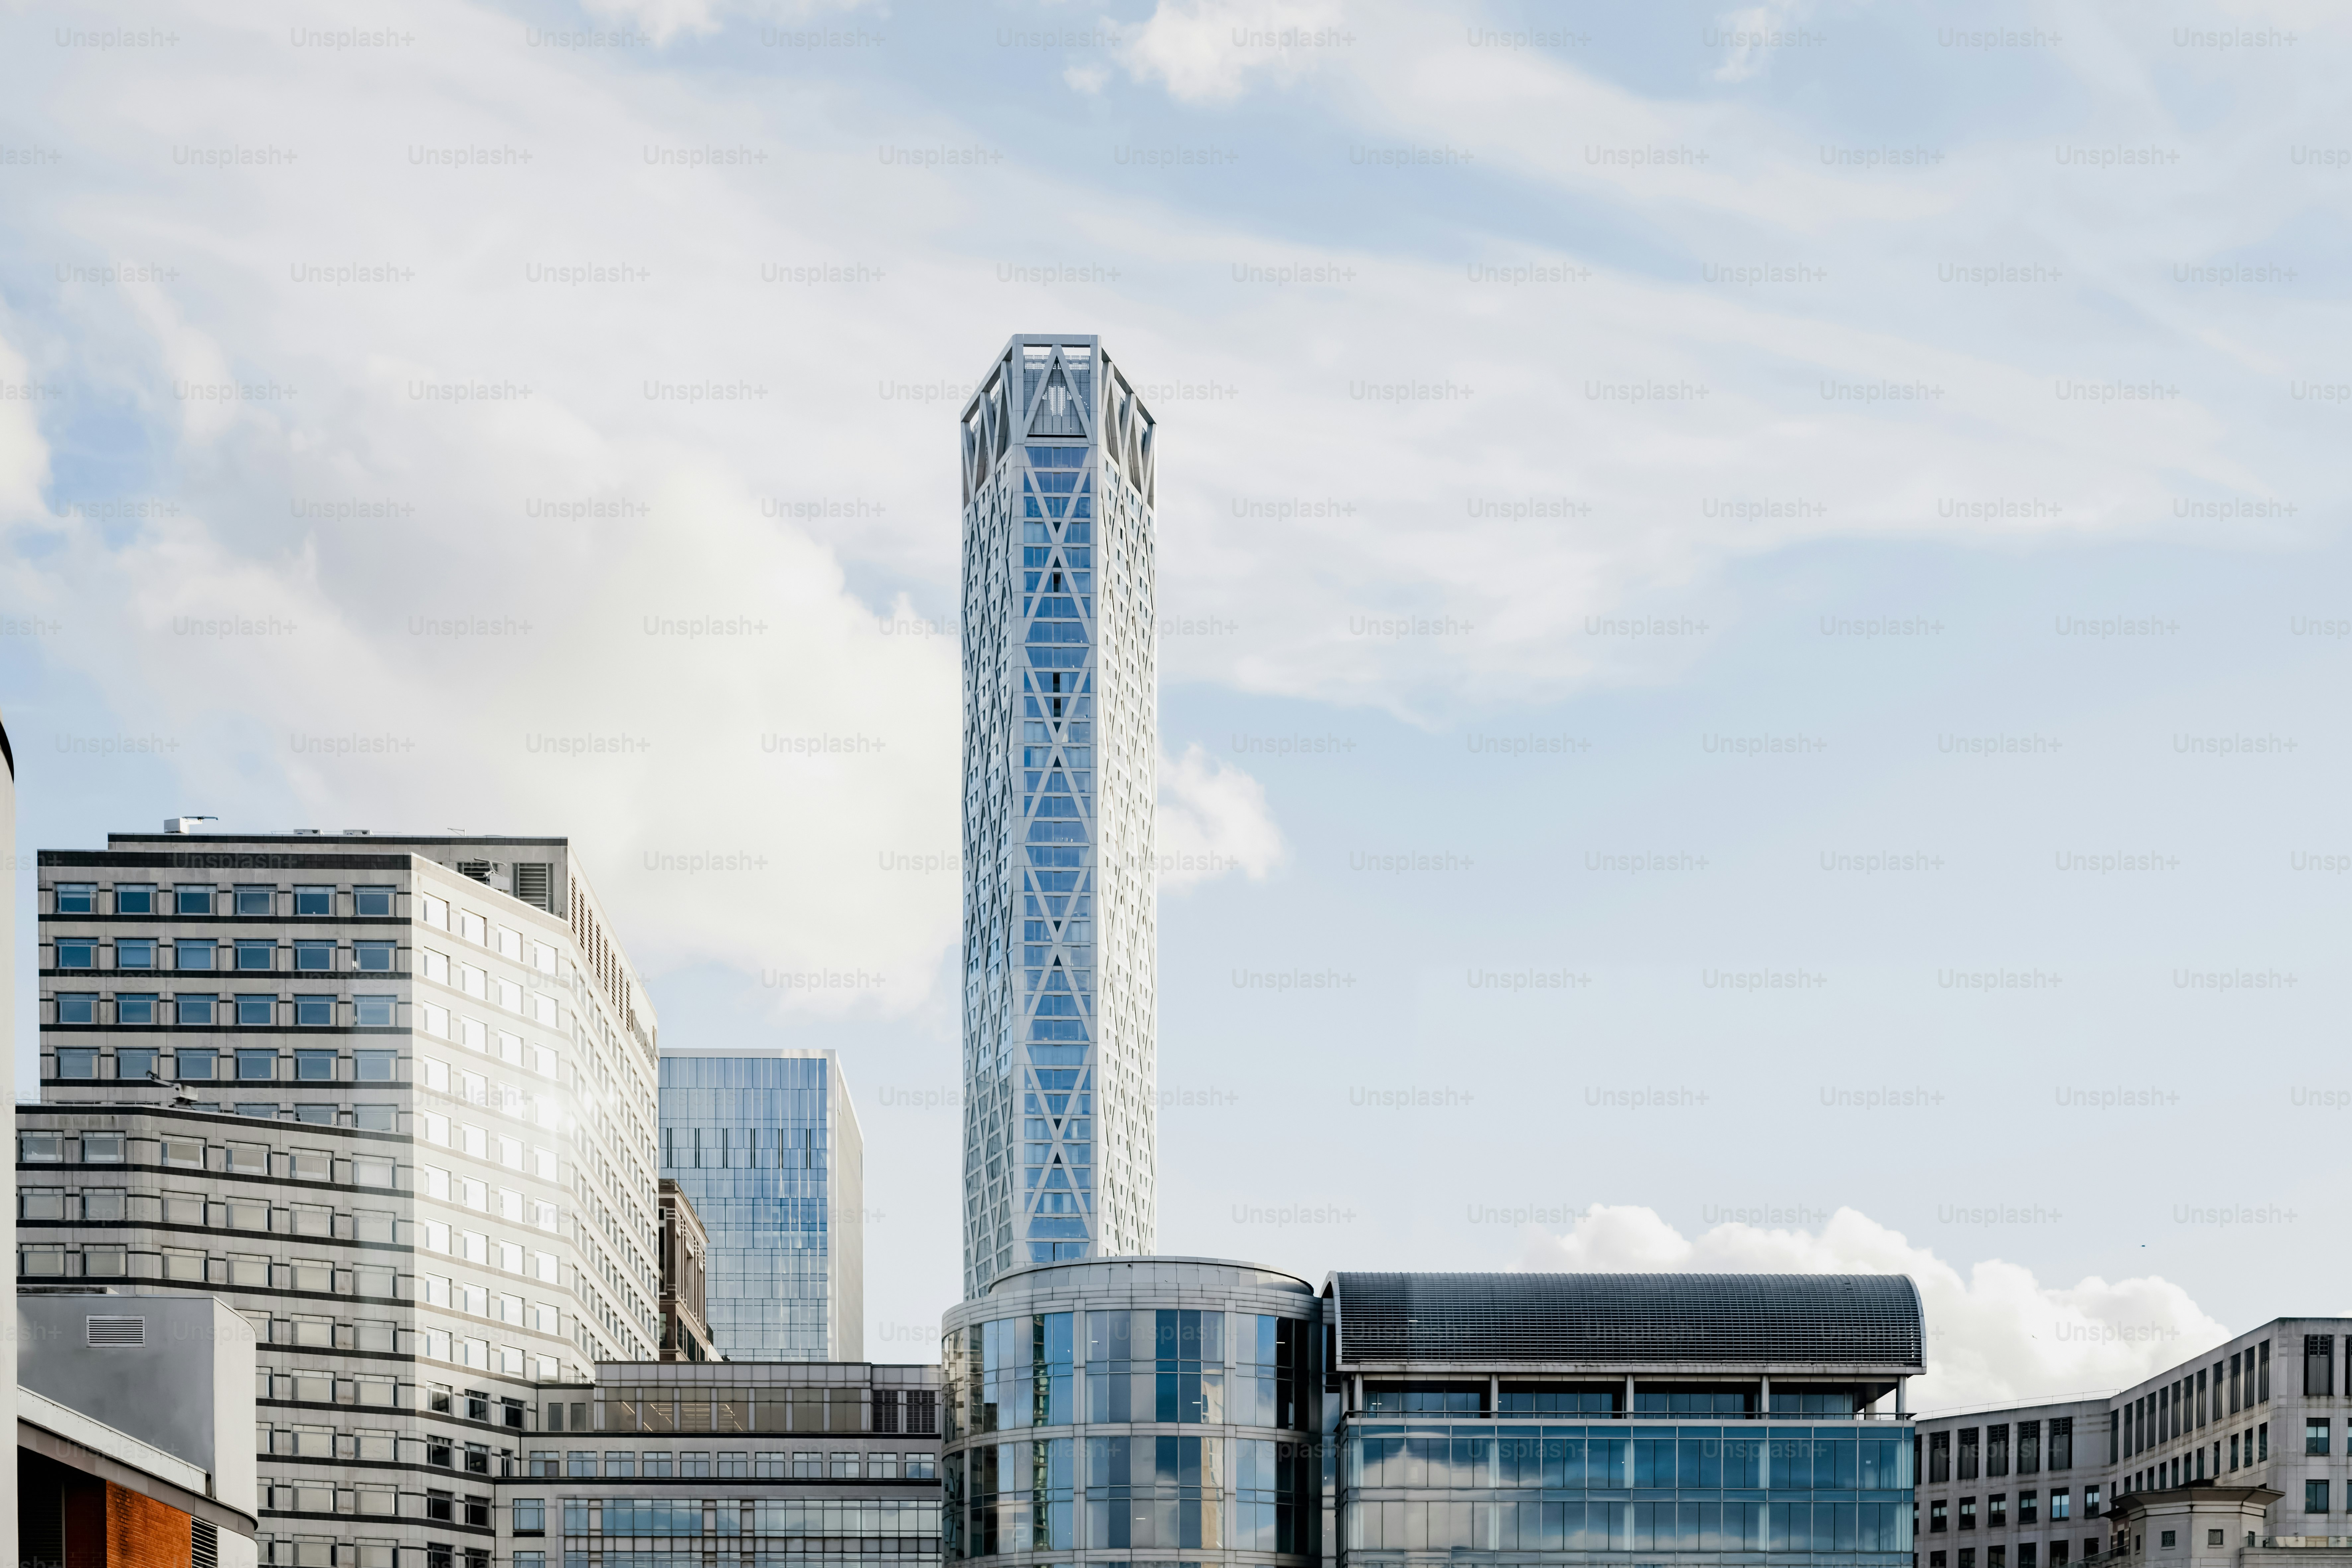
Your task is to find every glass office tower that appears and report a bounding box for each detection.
[658,1049,864,1361]
[957,335,1161,1297]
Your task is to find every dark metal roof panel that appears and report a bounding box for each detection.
[1328,1272,1924,1369]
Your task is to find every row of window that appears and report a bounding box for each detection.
[54,883,399,916]
[1928,1487,2097,1530]
[525,1453,939,1482]
[20,1130,387,1180]
[1926,1541,2110,1568]
[53,995,400,1027]
[51,936,400,970]
[53,1044,401,1078]
[2116,1418,2267,1493]
[2120,1342,2271,1466]
[1927,1418,2075,1482]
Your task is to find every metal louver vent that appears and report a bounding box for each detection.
[513,862,552,910]
[85,1314,144,1347]
[193,1519,219,1568]
[457,860,495,884]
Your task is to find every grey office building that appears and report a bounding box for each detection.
[957,334,1161,1295]
[1911,1318,2352,1568]
[658,1049,865,1361]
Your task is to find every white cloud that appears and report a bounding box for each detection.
[1116,0,1350,102]
[1527,1204,2232,1412]
[1157,743,1284,889]
[0,331,50,520]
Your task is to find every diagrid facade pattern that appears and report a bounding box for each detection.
[958,334,1159,1297]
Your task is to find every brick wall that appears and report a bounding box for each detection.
[61,1479,192,1568]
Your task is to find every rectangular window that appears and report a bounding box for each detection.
[513,1499,546,1534]
[234,885,274,916]
[294,1049,337,1080]
[54,939,96,969]
[2231,1352,2242,1413]
[2085,1485,2101,1517]
[1960,1551,1976,1568]
[236,1048,277,1080]
[2019,1420,2041,1475]
[2052,1489,2071,1521]
[2020,1490,2039,1525]
[2260,1342,2270,1401]
[2310,1419,2330,1456]
[115,884,156,914]
[354,886,394,916]
[2019,1545,2037,1568]
[117,939,155,969]
[55,1048,97,1078]
[2309,1337,2335,1399]
[295,997,334,1027]
[1989,1424,2010,1477]
[294,941,335,972]
[2309,1480,2330,1515]
[176,885,215,915]
[2230,1433,2239,1470]
[118,1046,158,1079]
[355,998,395,1028]
[1931,1430,1952,1482]
[55,995,97,1026]
[1990,1495,2007,1528]
[1959,1498,1976,1530]
[177,941,216,972]
[354,941,396,973]
[293,886,333,916]
[2259,1422,2269,1460]
[1931,1501,1949,1533]
[1960,1428,1980,1480]
[176,1046,217,1078]
[2050,1417,2073,1471]
[118,995,158,1026]
[235,941,274,971]
[55,884,97,914]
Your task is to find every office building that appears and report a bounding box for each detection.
[1324,1271,1922,1568]
[16,1293,260,1568]
[522,1358,941,1568]
[658,1178,718,1363]
[940,1256,1320,1567]
[658,1050,864,1361]
[22,830,665,1568]
[1911,1319,2352,1568]
[941,1261,1923,1568]
[957,334,1161,1295]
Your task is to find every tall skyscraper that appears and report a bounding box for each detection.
[958,334,1160,1295]
[658,1048,865,1360]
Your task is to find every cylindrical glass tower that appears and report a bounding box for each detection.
[940,1257,1323,1568]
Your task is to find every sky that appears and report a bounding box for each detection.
[4,0,2347,1405]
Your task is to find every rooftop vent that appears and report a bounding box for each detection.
[514,862,553,911]
[163,816,216,834]
[86,1314,144,1347]
[458,860,496,884]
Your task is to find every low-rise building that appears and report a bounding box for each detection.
[521,1359,941,1568]
[658,1180,716,1364]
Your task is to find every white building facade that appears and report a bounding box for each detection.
[22,830,664,1568]
[958,335,1161,1296]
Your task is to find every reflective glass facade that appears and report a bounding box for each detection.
[959,335,1160,1296]
[940,1258,1318,1568]
[1340,1423,1914,1560]
[657,1051,864,1361]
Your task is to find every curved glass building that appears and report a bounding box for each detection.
[939,1257,1321,1568]
[958,336,1161,1296]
